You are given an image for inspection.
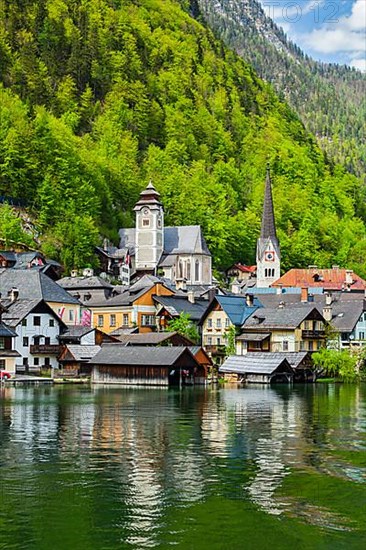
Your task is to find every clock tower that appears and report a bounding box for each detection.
[134,181,164,272]
[256,166,281,288]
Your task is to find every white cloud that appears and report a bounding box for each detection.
[350,57,366,72]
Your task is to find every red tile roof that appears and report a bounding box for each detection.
[230,263,257,274]
[272,268,366,291]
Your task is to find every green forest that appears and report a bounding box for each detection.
[0,0,366,276]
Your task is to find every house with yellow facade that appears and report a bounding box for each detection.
[89,275,174,334]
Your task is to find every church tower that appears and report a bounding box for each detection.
[134,181,164,272]
[256,166,281,288]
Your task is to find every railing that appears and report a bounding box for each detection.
[30,345,60,355]
[302,330,326,339]
[203,345,226,354]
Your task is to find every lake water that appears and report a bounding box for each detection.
[0,384,365,549]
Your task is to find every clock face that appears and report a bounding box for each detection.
[265,250,275,262]
[142,207,149,215]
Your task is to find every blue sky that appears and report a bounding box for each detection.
[258,0,366,70]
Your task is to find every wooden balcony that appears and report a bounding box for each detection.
[30,344,60,355]
[204,345,226,355]
[302,330,326,339]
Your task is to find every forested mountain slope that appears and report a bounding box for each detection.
[0,0,365,276]
[197,0,366,177]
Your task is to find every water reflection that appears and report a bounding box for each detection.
[0,384,365,547]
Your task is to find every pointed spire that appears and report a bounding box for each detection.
[260,164,277,240]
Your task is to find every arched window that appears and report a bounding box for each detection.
[178,259,184,279]
[195,260,200,282]
[265,268,268,277]
[186,260,191,281]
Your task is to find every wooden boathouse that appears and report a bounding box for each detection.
[90,344,206,386]
[219,354,294,384]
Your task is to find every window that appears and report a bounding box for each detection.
[123,314,129,326]
[110,314,116,327]
[300,340,305,351]
[225,318,230,328]
[44,358,50,367]
[34,358,39,366]
[178,260,184,279]
[308,341,314,351]
[195,260,200,282]
[69,310,74,322]
[98,315,104,327]
[283,341,289,351]
[45,337,50,345]
[207,318,212,329]
[360,332,365,340]
[33,336,40,345]
[22,318,27,327]
[33,316,41,326]
[0,337,4,350]
[304,320,311,330]
[142,218,150,227]
[216,318,222,329]
[142,315,155,327]
[207,337,212,345]
[0,360,5,370]
[49,319,55,327]
[217,337,221,346]
[186,260,191,281]
[22,358,28,366]
[23,337,29,347]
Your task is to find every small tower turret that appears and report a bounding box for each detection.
[256,166,281,288]
[134,181,164,272]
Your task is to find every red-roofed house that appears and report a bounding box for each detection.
[226,263,257,283]
[272,267,366,292]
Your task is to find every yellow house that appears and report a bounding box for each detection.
[89,281,174,334]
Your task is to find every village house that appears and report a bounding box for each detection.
[271,266,366,292]
[98,182,212,286]
[199,295,262,364]
[0,269,81,326]
[0,305,20,375]
[153,292,210,332]
[239,305,327,354]
[88,275,174,334]
[57,272,114,305]
[226,263,257,284]
[2,298,66,374]
[0,250,62,279]
[90,344,207,386]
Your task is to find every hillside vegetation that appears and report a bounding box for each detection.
[198,0,366,177]
[0,0,366,276]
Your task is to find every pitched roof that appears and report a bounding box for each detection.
[115,332,181,345]
[1,299,64,327]
[272,268,366,291]
[0,269,80,304]
[153,295,209,321]
[327,300,365,332]
[57,276,113,290]
[59,326,95,342]
[216,295,262,326]
[219,354,292,375]
[91,344,195,366]
[118,226,211,256]
[244,306,322,330]
[227,263,257,274]
[64,345,101,362]
[0,322,17,337]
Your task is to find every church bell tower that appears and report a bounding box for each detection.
[134,181,164,272]
[256,166,281,288]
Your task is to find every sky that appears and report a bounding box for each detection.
[258,0,366,71]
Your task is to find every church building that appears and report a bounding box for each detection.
[256,167,281,288]
[118,182,212,286]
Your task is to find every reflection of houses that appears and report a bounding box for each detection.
[2,299,65,373]
[0,269,81,326]
[199,295,262,364]
[89,275,174,333]
[241,306,327,353]
[90,345,206,386]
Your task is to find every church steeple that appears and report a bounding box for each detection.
[134,181,164,272]
[261,166,277,240]
[256,165,281,288]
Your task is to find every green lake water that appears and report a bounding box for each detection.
[0,384,365,549]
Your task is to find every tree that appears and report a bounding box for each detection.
[167,313,200,344]
[0,204,33,248]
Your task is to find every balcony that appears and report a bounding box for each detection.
[302,330,326,339]
[204,345,226,355]
[30,345,60,355]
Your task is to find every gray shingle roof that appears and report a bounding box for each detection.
[91,345,192,366]
[59,326,95,342]
[244,306,321,330]
[219,354,292,375]
[65,345,101,362]
[57,276,113,290]
[236,332,271,341]
[0,322,17,337]
[0,270,80,304]
[116,332,178,345]
[153,295,209,321]
[2,299,42,327]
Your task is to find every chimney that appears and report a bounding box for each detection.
[345,270,353,286]
[176,278,187,292]
[245,294,254,307]
[83,268,94,277]
[301,287,308,303]
[208,288,216,302]
[325,292,333,306]
[71,270,78,278]
[9,287,19,302]
[187,290,195,304]
[231,280,240,295]
[276,284,283,295]
[323,305,333,322]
